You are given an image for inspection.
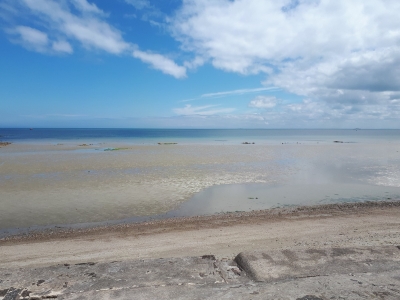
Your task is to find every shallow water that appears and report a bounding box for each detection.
[171,183,400,217]
[1,129,400,237]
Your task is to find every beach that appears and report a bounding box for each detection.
[1,201,400,268]
[1,130,400,298]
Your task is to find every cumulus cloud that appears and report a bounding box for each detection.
[248,96,278,109]
[171,0,400,124]
[173,104,235,115]
[4,0,400,123]
[268,48,400,96]
[133,49,187,78]
[173,0,400,74]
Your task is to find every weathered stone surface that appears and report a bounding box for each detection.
[1,247,400,299]
[235,246,400,282]
[0,255,247,299]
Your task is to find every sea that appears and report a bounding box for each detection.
[2,128,400,144]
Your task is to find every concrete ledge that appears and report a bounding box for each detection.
[235,246,400,282]
[1,247,400,299]
[0,255,246,300]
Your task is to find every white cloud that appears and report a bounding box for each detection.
[248,96,277,109]
[172,0,400,123]
[182,87,279,102]
[132,49,187,78]
[52,40,73,53]
[124,0,166,30]
[71,0,104,15]
[173,0,400,74]
[12,25,74,54]
[201,87,279,98]
[2,0,186,78]
[267,48,400,97]
[183,56,205,69]
[11,0,129,54]
[173,104,235,115]
[14,25,48,52]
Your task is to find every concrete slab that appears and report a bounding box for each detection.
[1,247,400,299]
[56,270,400,300]
[235,246,400,282]
[0,255,246,300]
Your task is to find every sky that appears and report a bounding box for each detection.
[1,0,400,128]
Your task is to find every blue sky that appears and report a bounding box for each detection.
[1,0,400,128]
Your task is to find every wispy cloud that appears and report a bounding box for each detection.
[173,104,235,115]
[52,40,73,54]
[20,113,88,119]
[45,114,87,117]
[13,25,48,52]
[202,87,279,98]
[124,0,150,10]
[5,0,129,54]
[2,0,185,77]
[132,49,187,79]
[70,0,105,15]
[181,87,279,102]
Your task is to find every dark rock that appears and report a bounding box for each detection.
[3,287,22,300]
[296,296,324,300]
[36,280,45,286]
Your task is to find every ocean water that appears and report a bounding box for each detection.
[1,128,400,237]
[2,128,400,144]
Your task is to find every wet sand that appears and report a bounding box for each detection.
[1,141,400,234]
[0,142,295,230]
[1,201,400,268]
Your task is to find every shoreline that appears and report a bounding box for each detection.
[1,200,400,269]
[2,200,399,244]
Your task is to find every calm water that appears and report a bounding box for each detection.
[1,128,400,144]
[1,128,400,237]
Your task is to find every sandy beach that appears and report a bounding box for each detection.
[1,201,400,269]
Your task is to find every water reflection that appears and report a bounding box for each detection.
[167,182,400,217]
[166,156,400,217]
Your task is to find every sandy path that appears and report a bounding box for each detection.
[1,202,399,268]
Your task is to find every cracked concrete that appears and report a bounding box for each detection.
[1,246,400,299]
